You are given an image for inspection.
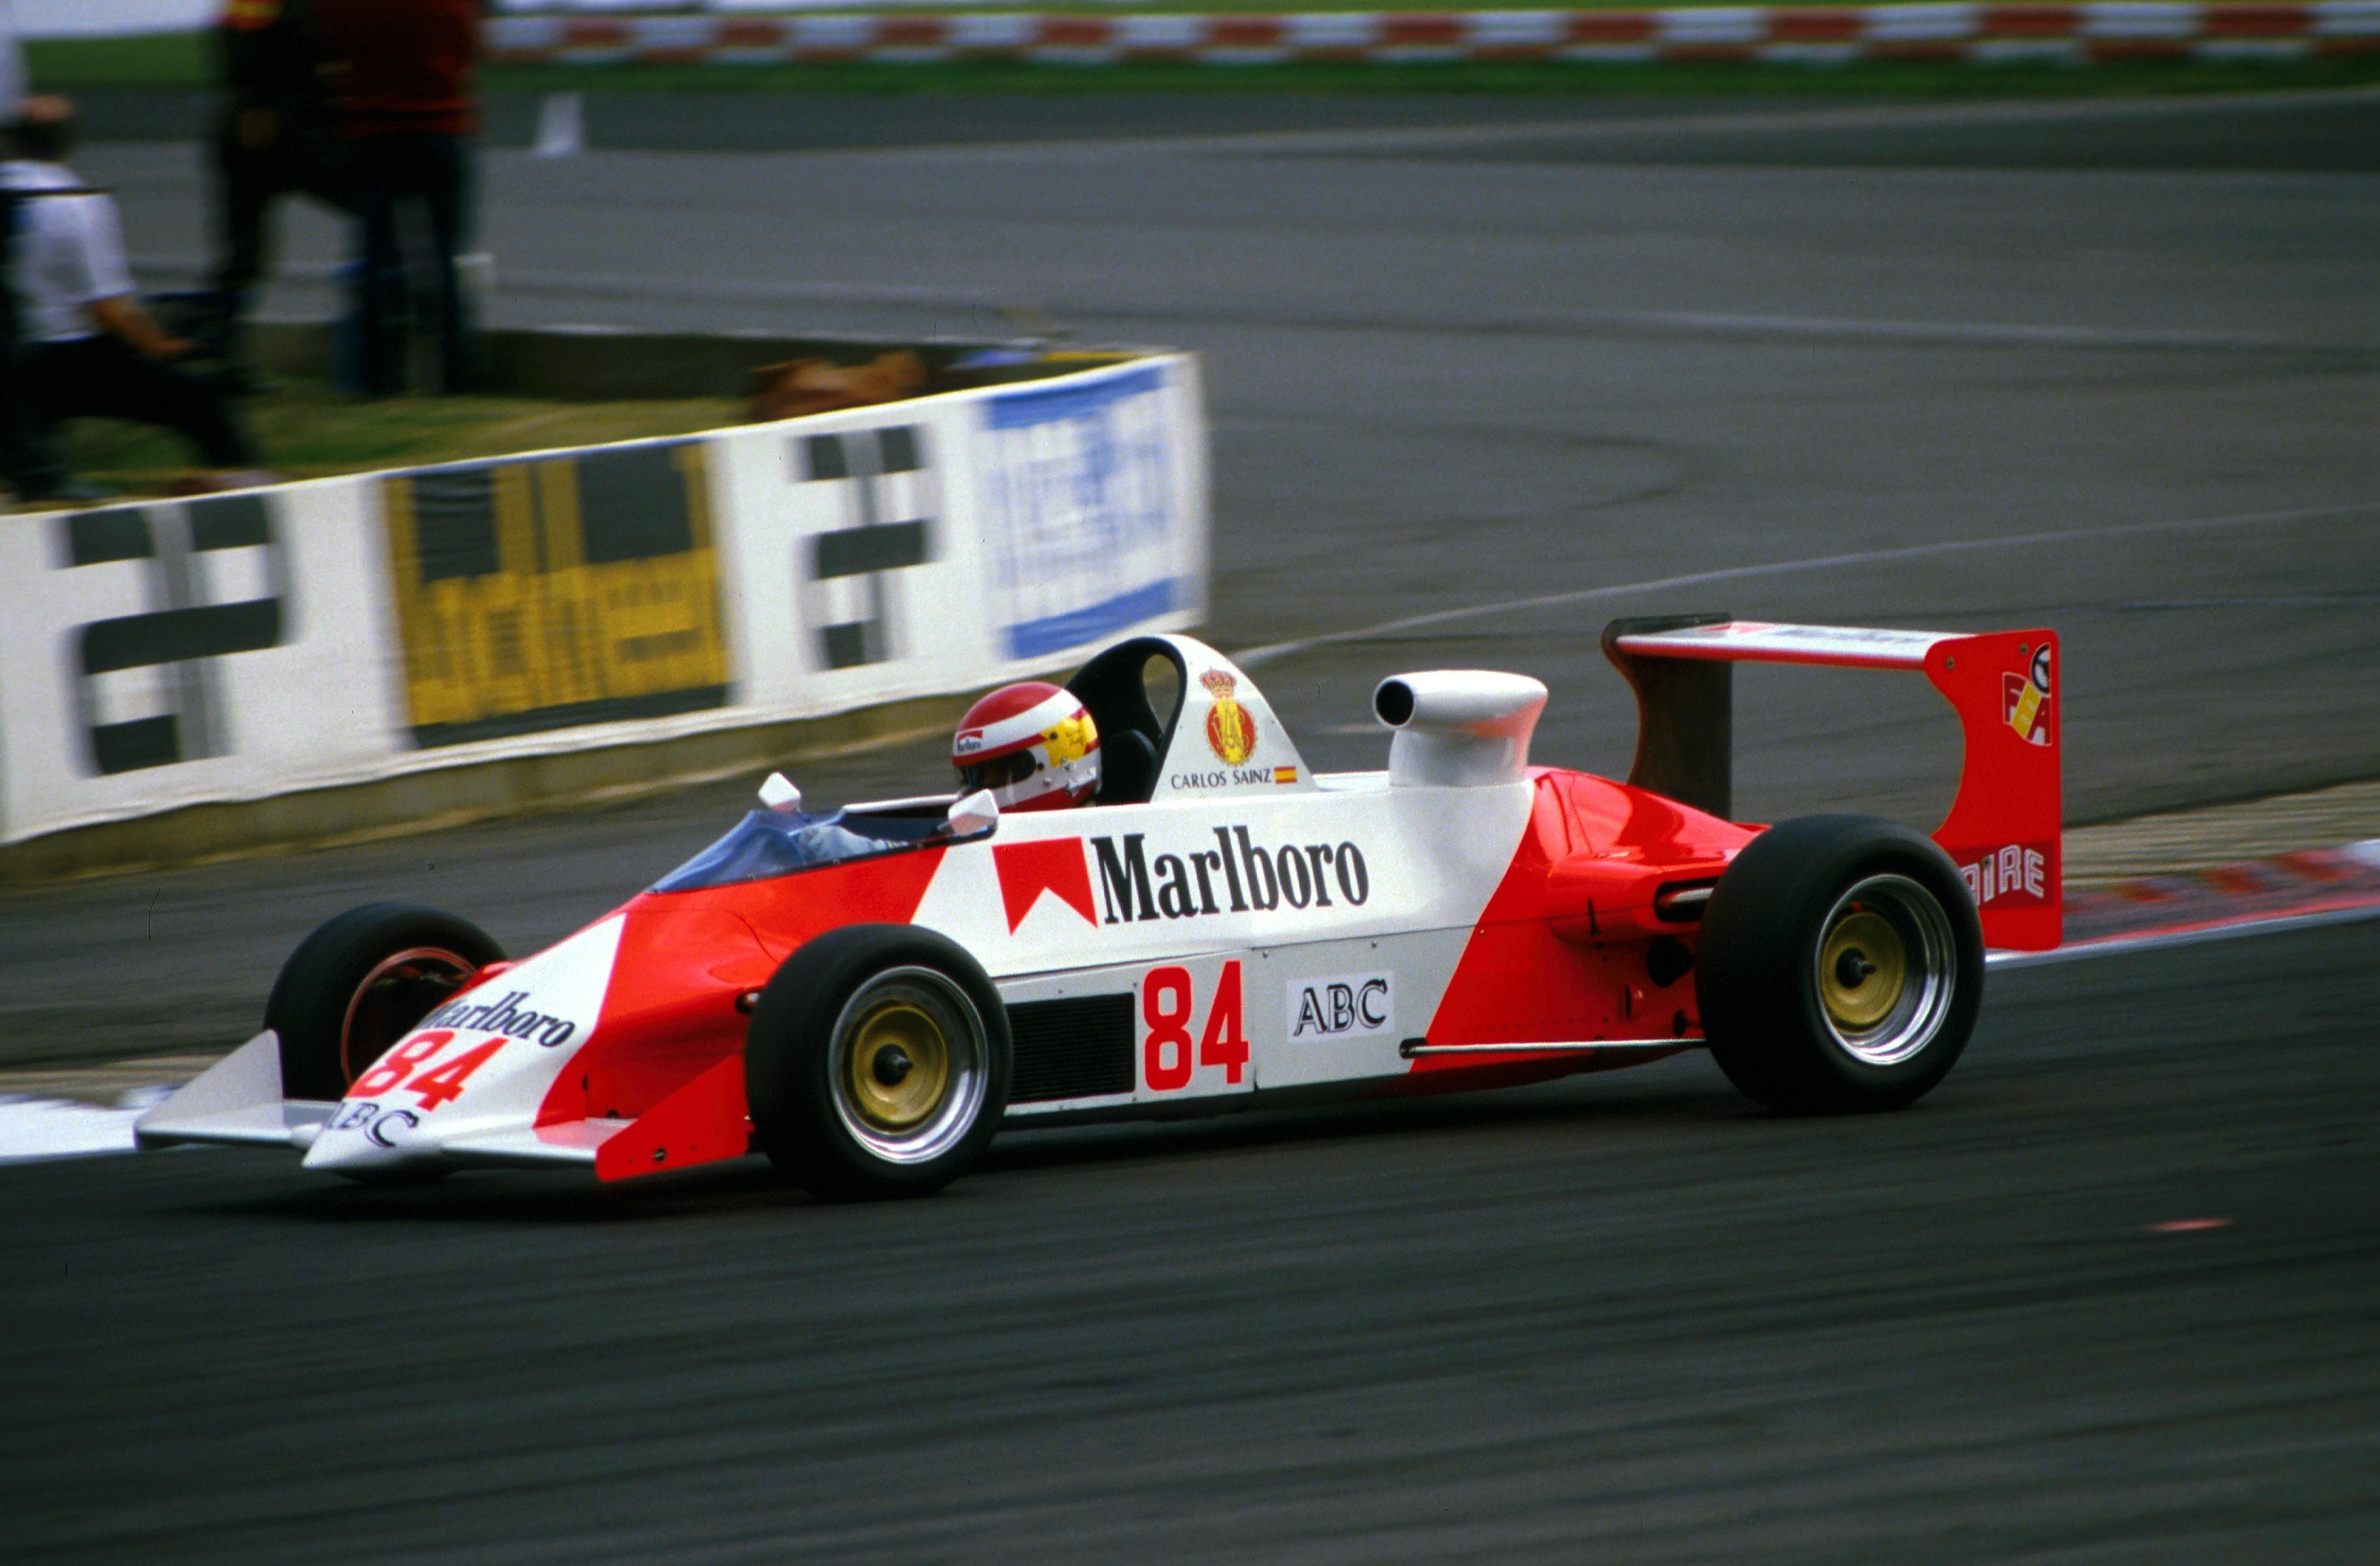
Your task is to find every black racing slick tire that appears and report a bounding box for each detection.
[265,903,503,1102]
[745,925,1012,1202]
[1697,815,1984,1115]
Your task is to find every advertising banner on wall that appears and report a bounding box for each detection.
[0,354,1207,849]
[975,360,1194,662]
[379,438,732,748]
[714,354,1206,721]
[0,481,406,843]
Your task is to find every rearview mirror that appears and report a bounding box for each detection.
[947,789,999,836]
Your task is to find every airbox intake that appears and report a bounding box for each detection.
[1374,670,1547,788]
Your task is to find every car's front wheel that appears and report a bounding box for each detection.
[1697,815,1982,1114]
[265,903,503,1102]
[745,925,1011,1201]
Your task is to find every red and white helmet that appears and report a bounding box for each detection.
[951,682,1101,812]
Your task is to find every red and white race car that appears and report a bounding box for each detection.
[138,616,2061,1199]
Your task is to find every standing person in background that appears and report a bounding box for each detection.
[0,0,72,502]
[316,0,481,397]
[202,0,348,384]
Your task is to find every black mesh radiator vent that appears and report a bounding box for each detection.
[1007,994,1135,1104]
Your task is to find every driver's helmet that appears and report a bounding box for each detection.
[951,682,1101,811]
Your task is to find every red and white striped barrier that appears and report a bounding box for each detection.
[486,3,2380,67]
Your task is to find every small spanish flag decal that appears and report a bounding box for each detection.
[1275,766,1298,784]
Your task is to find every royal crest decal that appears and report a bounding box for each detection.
[1202,670,1257,765]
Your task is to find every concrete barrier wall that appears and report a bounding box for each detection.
[0,351,1207,879]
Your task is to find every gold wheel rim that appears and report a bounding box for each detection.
[843,997,953,1132]
[1819,908,1908,1033]
[341,946,477,1086]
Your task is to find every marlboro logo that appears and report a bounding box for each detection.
[1089,828,1371,924]
[417,989,582,1049]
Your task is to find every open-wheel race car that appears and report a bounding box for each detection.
[138,616,2062,1199]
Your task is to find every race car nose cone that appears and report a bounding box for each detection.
[872,1046,915,1086]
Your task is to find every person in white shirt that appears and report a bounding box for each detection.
[6,96,261,489]
[0,2,73,500]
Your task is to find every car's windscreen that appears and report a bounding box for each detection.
[651,807,954,893]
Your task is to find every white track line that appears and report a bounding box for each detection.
[1233,498,2380,669]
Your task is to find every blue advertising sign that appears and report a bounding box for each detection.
[976,363,1183,662]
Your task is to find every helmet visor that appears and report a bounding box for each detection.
[957,750,1039,796]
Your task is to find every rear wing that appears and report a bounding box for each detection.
[1602,615,2060,951]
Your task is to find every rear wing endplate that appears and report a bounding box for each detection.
[1602,615,2061,950]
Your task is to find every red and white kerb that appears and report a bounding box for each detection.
[951,682,1103,812]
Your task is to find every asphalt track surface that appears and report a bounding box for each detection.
[5,91,2377,1561]
[3,918,2373,1564]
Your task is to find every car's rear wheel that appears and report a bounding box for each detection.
[265,903,502,1102]
[745,925,1011,1201]
[1697,815,1982,1114]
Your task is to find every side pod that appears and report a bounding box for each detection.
[1602,615,2062,951]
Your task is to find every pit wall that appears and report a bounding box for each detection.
[0,352,1208,880]
[483,4,2380,68]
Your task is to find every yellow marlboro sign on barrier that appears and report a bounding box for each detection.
[381,442,729,748]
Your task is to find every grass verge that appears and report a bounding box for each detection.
[62,379,741,498]
[25,33,210,91]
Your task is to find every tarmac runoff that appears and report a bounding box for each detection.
[5,792,2373,1160]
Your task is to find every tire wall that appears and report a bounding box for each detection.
[0,353,1209,858]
